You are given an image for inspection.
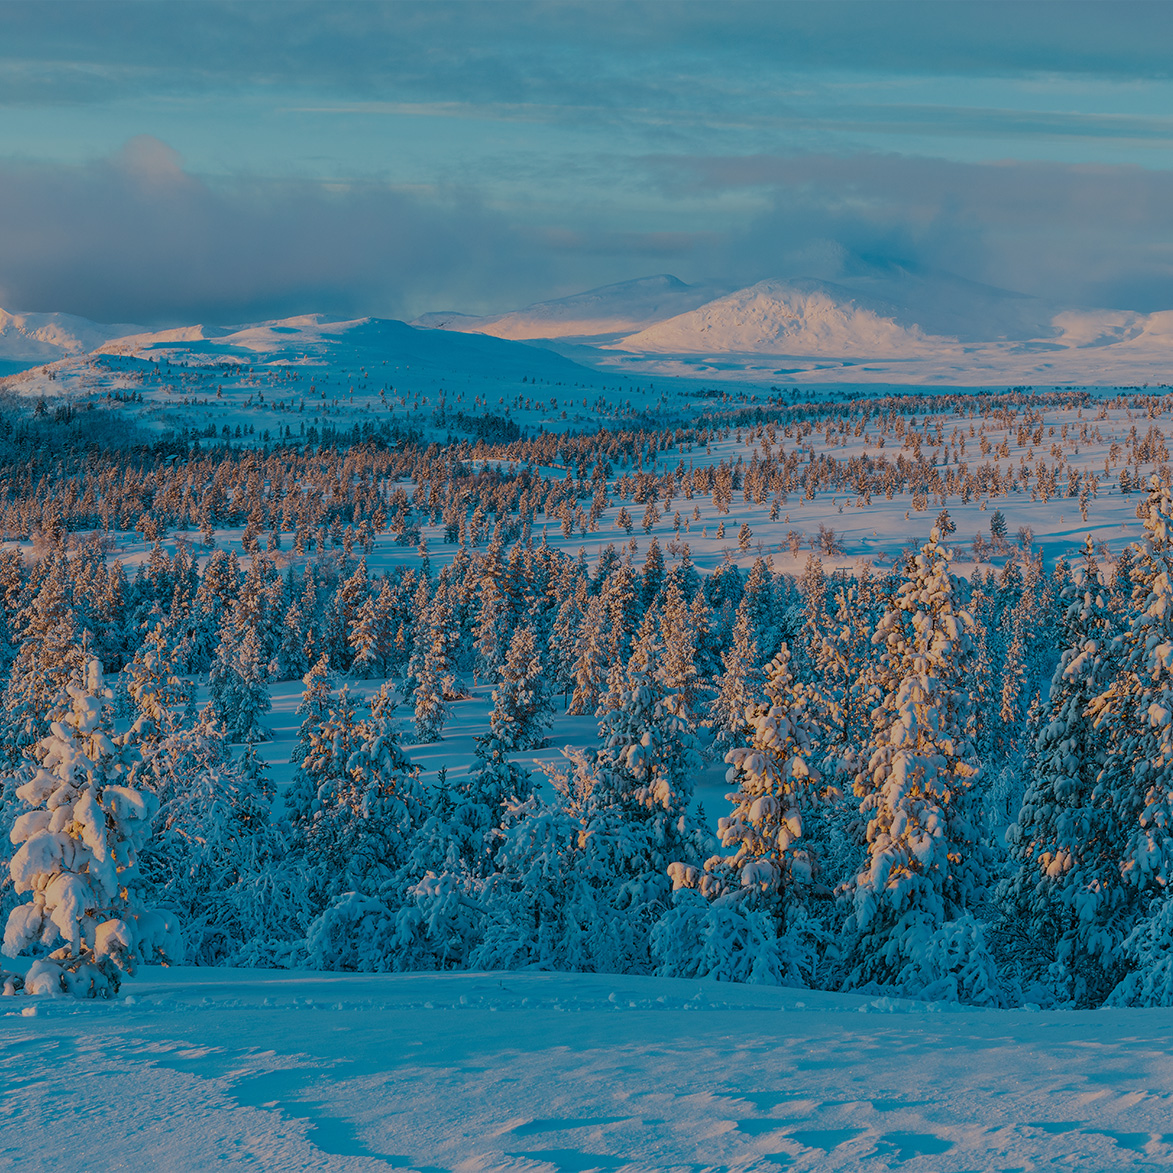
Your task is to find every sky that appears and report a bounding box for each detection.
[3,0,1173,326]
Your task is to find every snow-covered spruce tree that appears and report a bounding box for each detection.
[208,624,271,743]
[139,708,301,967]
[999,539,1118,1003]
[489,624,551,750]
[843,529,1000,1004]
[655,646,830,986]
[710,597,759,750]
[472,753,616,974]
[1109,898,1173,1007]
[3,660,176,997]
[473,544,509,684]
[292,654,333,767]
[408,575,458,742]
[548,576,587,709]
[658,576,703,725]
[446,735,536,876]
[1,574,87,768]
[302,684,432,971]
[567,591,610,716]
[121,622,193,748]
[582,612,709,970]
[1076,478,1173,1005]
[349,580,395,679]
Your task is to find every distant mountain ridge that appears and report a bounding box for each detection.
[9,263,1173,392]
[0,308,143,364]
[412,274,731,341]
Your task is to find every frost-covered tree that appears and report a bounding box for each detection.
[473,775,610,974]
[292,654,333,768]
[844,530,998,1003]
[657,646,830,986]
[658,577,701,724]
[349,580,396,679]
[568,592,609,716]
[408,574,459,742]
[301,685,429,971]
[489,624,551,750]
[1000,539,1118,1003]
[139,709,300,967]
[208,624,271,743]
[3,660,176,997]
[711,597,759,749]
[1072,478,1173,1002]
[121,623,193,747]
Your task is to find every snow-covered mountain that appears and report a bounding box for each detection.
[616,279,942,356]
[0,307,143,364]
[613,268,1069,357]
[92,313,601,386]
[412,274,730,341]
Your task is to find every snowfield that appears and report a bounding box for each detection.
[4,967,1173,1172]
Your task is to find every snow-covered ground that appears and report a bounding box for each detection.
[4,967,1173,1172]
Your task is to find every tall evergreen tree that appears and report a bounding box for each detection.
[844,530,998,1002]
[1002,538,1118,1003]
[4,660,176,997]
[489,624,551,750]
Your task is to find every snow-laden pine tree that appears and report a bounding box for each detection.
[292,654,333,768]
[121,622,193,748]
[568,591,610,716]
[581,612,709,970]
[445,735,535,876]
[656,645,830,986]
[301,684,429,971]
[408,574,458,742]
[4,660,176,997]
[711,596,759,749]
[208,624,271,743]
[1,565,86,767]
[844,529,999,1003]
[548,575,588,709]
[139,707,301,967]
[658,576,702,726]
[349,579,395,679]
[1108,898,1173,1007]
[488,624,551,750]
[999,539,1118,1002]
[1075,478,1173,1004]
[472,753,616,974]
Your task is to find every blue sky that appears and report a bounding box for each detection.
[3,1,1173,324]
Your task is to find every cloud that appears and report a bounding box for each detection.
[5,1,1173,113]
[0,137,551,324]
[650,152,1173,310]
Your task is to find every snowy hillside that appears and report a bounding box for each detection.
[412,274,730,340]
[617,278,946,356]
[0,307,142,370]
[6,966,1173,1172]
[409,268,1173,385]
[0,310,624,442]
[93,312,600,379]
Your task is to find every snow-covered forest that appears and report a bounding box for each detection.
[4,379,1173,1012]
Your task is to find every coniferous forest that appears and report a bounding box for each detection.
[2,386,1173,1012]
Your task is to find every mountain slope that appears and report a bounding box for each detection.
[616,278,947,357]
[0,307,143,363]
[95,313,602,384]
[412,274,730,340]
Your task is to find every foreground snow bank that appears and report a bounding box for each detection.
[3,967,1173,1171]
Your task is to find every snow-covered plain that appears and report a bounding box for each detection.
[5,967,1173,1172]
